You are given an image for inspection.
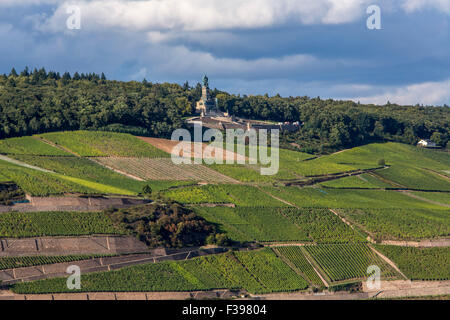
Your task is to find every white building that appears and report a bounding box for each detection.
[417,139,437,148]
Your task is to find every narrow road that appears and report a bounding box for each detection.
[399,190,450,208]
[0,155,53,173]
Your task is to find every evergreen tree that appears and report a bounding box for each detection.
[9,68,18,77]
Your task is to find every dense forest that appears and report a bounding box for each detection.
[1,67,449,154]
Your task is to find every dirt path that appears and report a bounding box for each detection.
[256,187,296,207]
[89,158,145,181]
[0,155,53,173]
[35,137,79,157]
[399,190,450,208]
[272,247,327,288]
[422,168,450,180]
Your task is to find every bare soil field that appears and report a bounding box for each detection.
[0,196,149,213]
[95,157,239,183]
[0,236,148,257]
[138,137,248,162]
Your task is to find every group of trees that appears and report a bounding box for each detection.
[105,202,229,248]
[1,67,449,154]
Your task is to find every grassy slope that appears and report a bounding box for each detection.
[0,136,72,156]
[325,143,450,190]
[374,245,450,280]
[0,159,98,196]
[38,131,169,157]
[164,184,285,207]
[337,208,450,241]
[320,174,394,189]
[12,155,147,194]
[262,186,447,210]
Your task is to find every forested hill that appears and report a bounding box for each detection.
[1,68,449,154]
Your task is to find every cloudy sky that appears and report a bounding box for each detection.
[1,0,450,105]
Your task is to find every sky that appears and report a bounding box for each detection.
[1,0,450,106]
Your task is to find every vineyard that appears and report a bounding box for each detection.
[0,254,111,270]
[234,249,308,293]
[0,211,122,237]
[0,159,99,196]
[165,184,284,207]
[304,244,400,283]
[13,155,147,194]
[320,174,394,189]
[0,136,72,156]
[411,191,450,205]
[274,246,325,287]
[326,142,450,171]
[280,208,365,243]
[375,166,450,191]
[337,208,450,241]
[374,245,450,281]
[95,157,237,183]
[38,131,169,157]
[11,249,309,294]
[195,207,307,243]
[262,186,446,209]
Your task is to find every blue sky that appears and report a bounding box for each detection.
[1,0,450,105]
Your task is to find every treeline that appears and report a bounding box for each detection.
[1,67,449,154]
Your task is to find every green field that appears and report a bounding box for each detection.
[0,254,112,270]
[337,208,450,241]
[38,131,169,157]
[304,244,399,283]
[411,191,450,206]
[12,155,147,194]
[234,249,308,293]
[374,166,450,191]
[274,246,325,287]
[374,246,450,280]
[320,174,394,189]
[194,207,365,244]
[262,186,446,209]
[280,208,365,243]
[165,184,284,207]
[0,211,122,237]
[12,249,308,294]
[195,207,307,242]
[324,143,450,191]
[0,159,99,196]
[0,136,72,156]
[326,143,450,171]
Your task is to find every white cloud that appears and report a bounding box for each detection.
[402,0,450,13]
[36,0,375,33]
[354,79,450,105]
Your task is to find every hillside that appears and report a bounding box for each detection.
[0,129,448,298]
[1,69,449,154]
